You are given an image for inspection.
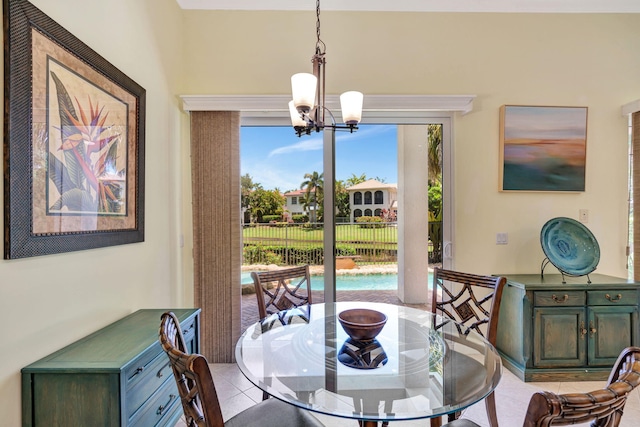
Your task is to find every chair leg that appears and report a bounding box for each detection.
[485,391,499,427]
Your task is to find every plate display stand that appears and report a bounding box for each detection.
[540,257,592,284]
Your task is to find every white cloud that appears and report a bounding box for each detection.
[268,136,323,157]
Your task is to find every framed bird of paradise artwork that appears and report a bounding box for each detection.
[3,0,146,259]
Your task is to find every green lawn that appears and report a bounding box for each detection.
[242,224,398,245]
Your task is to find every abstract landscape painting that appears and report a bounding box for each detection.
[499,105,587,192]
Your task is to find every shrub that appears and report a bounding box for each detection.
[243,244,356,265]
[262,215,281,223]
[243,245,282,265]
[355,216,386,229]
[428,182,442,218]
[336,245,357,256]
[292,214,308,223]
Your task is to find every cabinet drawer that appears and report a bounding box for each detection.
[534,291,585,306]
[588,290,637,306]
[129,376,180,427]
[124,344,162,390]
[126,349,174,418]
[182,316,197,342]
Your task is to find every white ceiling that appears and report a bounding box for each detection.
[176,0,640,13]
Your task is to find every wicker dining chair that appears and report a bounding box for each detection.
[523,346,640,427]
[431,268,507,427]
[441,420,482,427]
[158,311,324,427]
[251,265,312,320]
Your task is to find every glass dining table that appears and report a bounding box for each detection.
[235,302,502,427]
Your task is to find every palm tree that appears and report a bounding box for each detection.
[345,173,367,187]
[427,124,443,262]
[300,171,324,223]
[299,192,314,221]
[427,124,443,185]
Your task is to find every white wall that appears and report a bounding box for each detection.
[181,11,640,278]
[0,1,185,424]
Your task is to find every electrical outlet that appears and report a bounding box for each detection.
[496,232,508,245]
[579,209,588,223]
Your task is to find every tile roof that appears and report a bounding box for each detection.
[283,189,307,196]
[346,179,398,191]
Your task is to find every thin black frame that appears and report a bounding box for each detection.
[3,0,146,259]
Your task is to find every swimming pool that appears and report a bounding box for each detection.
[241,272,433,291]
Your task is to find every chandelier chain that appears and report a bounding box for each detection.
[315,0,325,55]
[289,0,361,136]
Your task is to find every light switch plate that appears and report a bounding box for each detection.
[579,209,588,223]
[496,232,508,245]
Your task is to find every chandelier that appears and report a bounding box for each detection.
[288,0,364,136]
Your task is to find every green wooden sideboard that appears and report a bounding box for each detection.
[495,274,639,382]
[22,308,200,426]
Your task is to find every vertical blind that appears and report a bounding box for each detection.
[633,112,640,281]
[190,111,241,362]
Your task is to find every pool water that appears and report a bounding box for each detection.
[309,274,398,290]
[241,272,433,291]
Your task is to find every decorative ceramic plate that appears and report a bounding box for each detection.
[540,217,600,276]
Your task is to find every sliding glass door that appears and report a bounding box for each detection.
[241,117,452,310]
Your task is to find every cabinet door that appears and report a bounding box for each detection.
[588,306,638,366]
[533,307,586,367]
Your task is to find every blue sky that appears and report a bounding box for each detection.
[241,125,398,192]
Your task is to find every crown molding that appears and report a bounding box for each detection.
[622,99,640,116]
[180,94,475,123]
[177,0,640,13]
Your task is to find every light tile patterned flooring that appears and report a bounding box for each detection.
[173,362,640,427]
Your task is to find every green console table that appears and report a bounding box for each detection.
[495,274,639,382]
[22,308,200,427]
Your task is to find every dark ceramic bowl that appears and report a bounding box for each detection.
[338,308,387,342]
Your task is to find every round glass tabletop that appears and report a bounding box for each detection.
[235,302,502,424]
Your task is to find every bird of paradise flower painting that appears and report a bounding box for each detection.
[47,70,127,215]
[4,10,143,259]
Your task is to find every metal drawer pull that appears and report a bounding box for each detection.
[605,293,623,302]
[580,321,587,338]
[589,321,597,336]
[157,394,176,416]
[552,294,569,303]
[128,366,144,380]
[157,360,171,378]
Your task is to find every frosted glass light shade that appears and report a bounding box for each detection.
[340,91,363,125]
[288,100,307,127]
[291,73,317,113]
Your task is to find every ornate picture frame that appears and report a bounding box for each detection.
[499,105,588,192]
[3,0,146,259]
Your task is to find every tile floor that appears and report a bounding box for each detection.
[174,362,640,427]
